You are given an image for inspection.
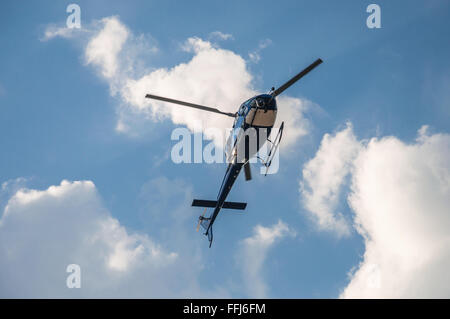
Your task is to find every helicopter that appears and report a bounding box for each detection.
[145,58,322,247]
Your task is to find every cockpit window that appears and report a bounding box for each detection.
[256,98,265,107]
[239,103,246,115]
[249,96,276,109]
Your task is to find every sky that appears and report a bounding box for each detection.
[0,0,449,298]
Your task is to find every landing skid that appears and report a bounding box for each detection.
[258,121,284,176]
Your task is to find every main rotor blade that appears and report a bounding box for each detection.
[145,94,236,118]
[244,162,252,181]
[271,58,323,97]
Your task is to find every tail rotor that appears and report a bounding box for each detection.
[196,207,207,232]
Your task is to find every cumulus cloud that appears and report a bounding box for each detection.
[300,122,361,236]
[45,16,311,148]
[0,179,227,298]
[301,123,450,297]
[237,220,295,298]
[121,36,253,143]
[341,126,450,298]
[0,177,28,212]
[118,32,307,147]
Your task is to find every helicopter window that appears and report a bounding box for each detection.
[250,99,256,107]
[256,98,265,107]
[239,104,246,115]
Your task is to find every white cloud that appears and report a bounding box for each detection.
[0,177,28,213]
[118,34,308,147]
[301,124,450,297]
[0,179,228,298]
[45,16,311,148]
[85,17,130,79]
[120,36,254,144]
[341,127,450,298]
[237,220,295,298]
[300,122,361,236]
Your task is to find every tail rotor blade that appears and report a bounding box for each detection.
[271,58,323,97]
[196,207,207,232]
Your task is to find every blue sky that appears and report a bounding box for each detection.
[0,0,449,298]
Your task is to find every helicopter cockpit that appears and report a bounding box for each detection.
[245,94,277,128]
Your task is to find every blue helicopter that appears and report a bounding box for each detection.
[145,58,322,247]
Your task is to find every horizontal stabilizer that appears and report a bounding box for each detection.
[223,201,247,210]
[192,199,247,210]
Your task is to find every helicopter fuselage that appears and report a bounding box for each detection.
[204,94,278,243]
[146,57,322,247]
